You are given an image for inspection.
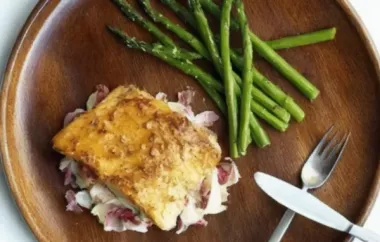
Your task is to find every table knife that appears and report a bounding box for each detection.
[254,172,380,242]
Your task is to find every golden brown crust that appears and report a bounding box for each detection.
[52,86,221,230]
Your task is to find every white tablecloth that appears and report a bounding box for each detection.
[0,0,379,241]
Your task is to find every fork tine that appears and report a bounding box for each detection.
[310,125,335,156]
[320,131,338,158]
[326,132,351,161]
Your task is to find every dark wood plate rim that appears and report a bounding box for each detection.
[0,0,379,241]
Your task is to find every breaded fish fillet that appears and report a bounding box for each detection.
[53,85,221,230]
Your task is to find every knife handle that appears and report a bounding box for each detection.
[268,209,296,242]
[348,225,380,242]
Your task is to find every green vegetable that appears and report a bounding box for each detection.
[161,0,335,51]
[249,32,320,100]
[142,0,289,123]
[249,113,270,148]
[152,43,202,60]
[113,0,175,47]
[236,0,254,155]
[251,87,291,123]
[188,0,238,157]
[230,50,305,121]
[219,0,239,157]
[139,0,211,60]
[159,0,198,28]
[232,73,290,123]
[266,28,337,50]
[199,0,239,30]
[188,0,289,126]
[158,0,299,121]
[251,102,288,132]
[189,0,223,75]
[199,0,335,50]
[198,0,320,100]
[112,0,200,58]
[232,27,336,56]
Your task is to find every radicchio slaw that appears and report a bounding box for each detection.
[60,85,240,234]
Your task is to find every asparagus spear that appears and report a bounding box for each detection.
[113,0,175,47]
[250,32,319,100]
[251,102,288,132]
[112,0,200,59]
[190,0,239,158]
[199,0,239,30]
[189,0,223,74]
[188,0,286,130]
[140,0,290,123]
[108,27,274,146]
[162,0,334,51]
[219,0,239,157]
[152,43,202,60]
[160,0,198,28]
[232,71,289,123]
[230,50,305,121]
[139,0,211,60]
[232,27,336,54]
[236,0,254,155]
[201,0,336,49]
[158,0,300,119]
[251,86,290,123]
[199,0,335,49]
[249,113,270,148]
[266,28,337,50]
[198,0,320,100]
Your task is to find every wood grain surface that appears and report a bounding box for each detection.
[1,0,379,241]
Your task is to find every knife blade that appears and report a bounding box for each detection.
[254,172,380,242]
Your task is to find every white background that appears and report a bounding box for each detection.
[0,0,379,241]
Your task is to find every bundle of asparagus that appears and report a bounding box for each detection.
[108,0,337,157]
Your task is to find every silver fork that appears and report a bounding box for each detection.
[269,126,350,242]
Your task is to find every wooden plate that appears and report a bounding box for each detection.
[1,0,380,241]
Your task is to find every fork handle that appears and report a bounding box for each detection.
[268,209,296,242]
